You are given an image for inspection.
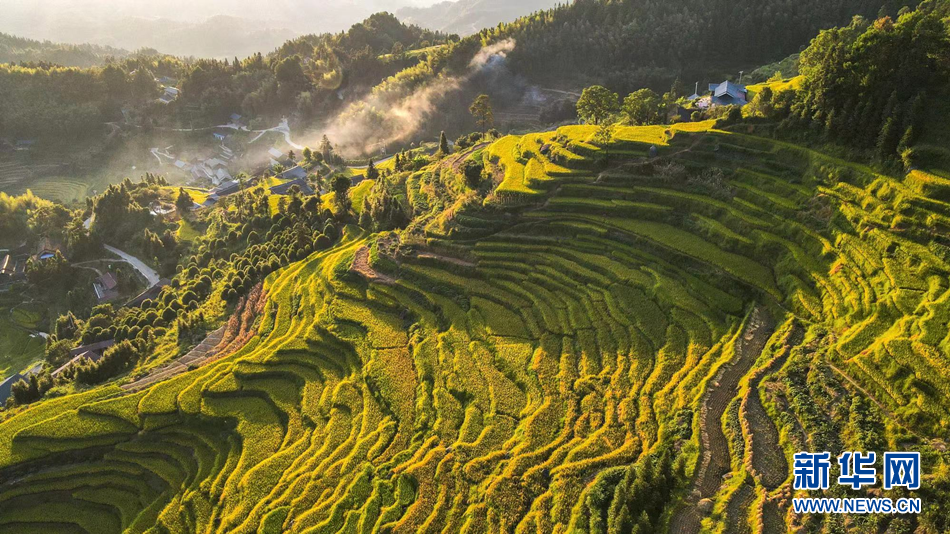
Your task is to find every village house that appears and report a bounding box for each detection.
[277,166,308,181]
[706,80,748,107]
[0,254,13,281]
[213,180,242,197]
[93,272,120,303]
[191,157,233,186]
[270,177,314,196]
[268,147,293,168]
[33,238,61,261]
[686,79,750,110]
[158,86,180,105]
[52,340,116,377]
[0,363,43,405]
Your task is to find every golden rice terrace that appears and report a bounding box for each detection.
[1,121,949,533]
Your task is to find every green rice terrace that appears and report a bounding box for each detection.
[2,120,950,533]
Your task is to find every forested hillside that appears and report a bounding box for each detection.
[322,0,928,157]
[0,32,130,68]
[483,0,923,92]
[0,13,454,141]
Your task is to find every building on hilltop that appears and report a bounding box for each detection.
[707,81,748,107]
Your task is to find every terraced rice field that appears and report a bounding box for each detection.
[1,122,948,532]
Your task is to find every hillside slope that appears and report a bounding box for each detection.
[1,117,949,531]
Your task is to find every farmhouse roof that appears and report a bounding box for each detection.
[269,178,314,196]
[268,147,285,159]
[709,81,747,99]
[277,166,308,181]
[68,339,116,358]
[0,364,42,404]
[97,272,118,291]
[213,181,241,196]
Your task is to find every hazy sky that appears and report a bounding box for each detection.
[0,0,446,50]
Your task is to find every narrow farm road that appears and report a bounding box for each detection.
[104,245,160,287]
[670,306,774,534]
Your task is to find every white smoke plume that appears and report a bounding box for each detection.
[312,39,517,157]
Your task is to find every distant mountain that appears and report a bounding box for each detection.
[397,0,562,35]
[0,15,296,60]
[0,32,129,67]
[0,0,433,58]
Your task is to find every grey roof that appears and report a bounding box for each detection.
[278,166,308,181]
[0,373,26,405]
[270,178,314,196]
[69,339,115,358]
[213,181,241,197]
[709,81,747,99]
[0,364,43,404]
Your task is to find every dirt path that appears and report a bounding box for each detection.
[670,306,774,533]
[416,252,476,268]
[745,324,802,491]
[123,326,226,392]
[351,246,395,284]
[724,480,754,534]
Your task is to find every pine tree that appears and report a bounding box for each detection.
[439,131,450,156]
[175,188,194,214]
[366,159,379,182]
[877,115,901,162]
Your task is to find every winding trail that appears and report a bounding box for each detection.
[670,306,774,533]
[248,118,303,150]
[123,326,226,392]
[104,245,160,287]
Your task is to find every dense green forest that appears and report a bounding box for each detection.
[481,0,924,92]
[0,13,455,141]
